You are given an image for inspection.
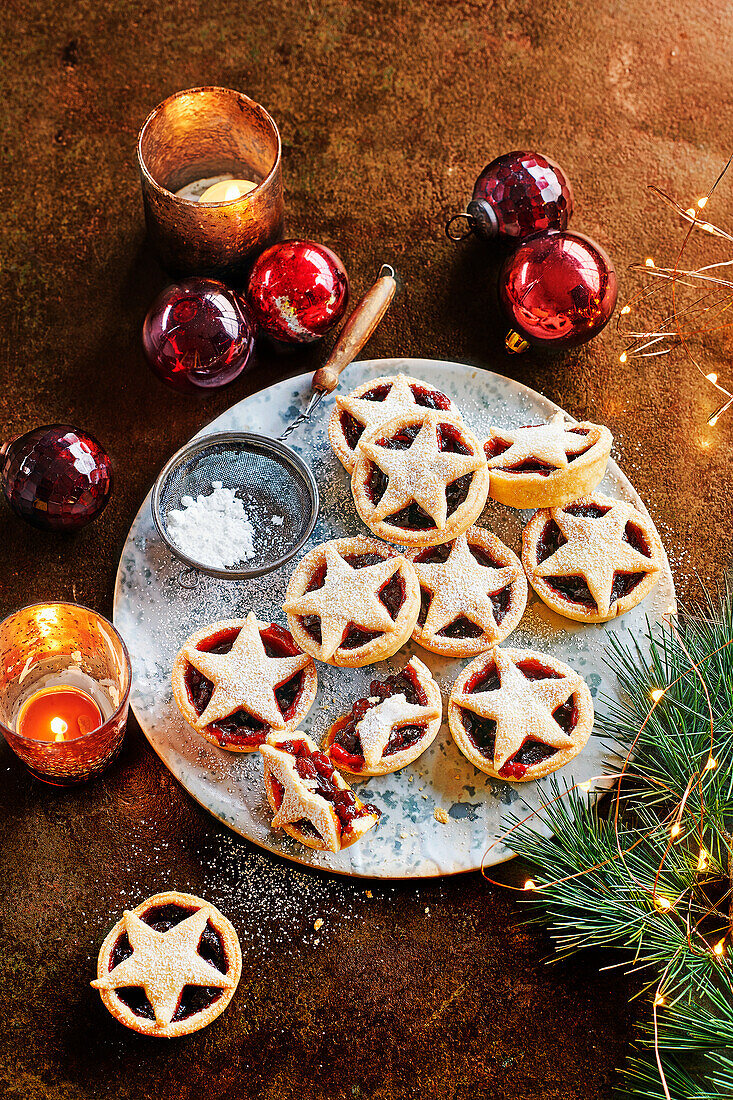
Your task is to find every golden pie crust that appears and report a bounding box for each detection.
[92,891,242,1038]
[260,731,381,851]
[407,525,527,657]
[522,493,664,623]
[484,412,613,509]
[323,656,443,777]
[172,614,317,751]
[283,536,420,667]
[448,646,594,782]
[328,372,460,472]
[351,410,489,548]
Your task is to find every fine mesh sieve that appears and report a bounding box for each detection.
[150,264,396,583]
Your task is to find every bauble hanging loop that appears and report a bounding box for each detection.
[446,151,574,243]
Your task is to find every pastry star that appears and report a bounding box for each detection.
[535,499,659,616]
[453,648,579,772]
[355,693,441,771]
[91,908,234,1028]
[487,412,590,470]
[414,533,520,638]
[336,375,430,438]
[359,415,484,529]
[283,544,400,660]
[260,742,341,851]
[184,612,310,730]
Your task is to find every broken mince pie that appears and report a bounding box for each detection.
[172,612,317,751]
[448,646,593,782]
[328,372,461,472]
[484,411,613,509]
[92,890,242,1037]
[522,493,664,623]
[324,656,442,777]
[283,536,420,667]
[260,731,381,851]
[407,525,527,657]
[351,410,489,548]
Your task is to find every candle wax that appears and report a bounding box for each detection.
[17,686,103,742]
[199,179,257,203]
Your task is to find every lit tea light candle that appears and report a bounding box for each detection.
[199,178,257,203]
[17,686,102,743]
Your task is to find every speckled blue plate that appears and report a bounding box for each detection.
[113,358,675,878]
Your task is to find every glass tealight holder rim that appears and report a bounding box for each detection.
[0,600,132,746]
[136,85,282,208]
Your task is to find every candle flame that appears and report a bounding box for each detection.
[50,716,68,741]
[225,184,243,201]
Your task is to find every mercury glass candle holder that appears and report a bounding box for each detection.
[0,603,131,785]
[137,86,284,281]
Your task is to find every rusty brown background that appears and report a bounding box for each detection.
[2,1,733,1097]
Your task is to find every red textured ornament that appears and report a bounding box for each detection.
[143,277,255,394]
[1,425,113,531]
[499,230,618,353]
[247,240,349,344]
[447,151,573,242]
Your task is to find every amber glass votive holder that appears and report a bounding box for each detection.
[137,86,284,281]
[0,603,131,786]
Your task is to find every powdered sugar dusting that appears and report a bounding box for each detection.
[166,482,256,569]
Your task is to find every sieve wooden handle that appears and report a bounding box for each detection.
[312,264,397,394]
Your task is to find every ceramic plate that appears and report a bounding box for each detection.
[113,358,675,878]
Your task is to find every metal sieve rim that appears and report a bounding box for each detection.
[151,430,320,580]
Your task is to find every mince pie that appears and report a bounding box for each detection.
[484,412,613,509]
[522,493,663,623]
[92,891,242,1037]
[260,731,381,851]
[407,526,527,657]
[351,410,489,548]
[448,646,593,782]
[283,536,420,667]
[324,656,442,777]
[328,372,461,472]
[172,612,317,751]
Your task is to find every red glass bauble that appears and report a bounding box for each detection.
[1,425,113,531]
[247,240,349,344]
[143,278,255,394]
[499,230,618,351]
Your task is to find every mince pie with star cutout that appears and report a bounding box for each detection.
[260,731,381,851]
[283,536,420,667]
[324,656,442,777]
[484,411,613,509]
[407,525,527,658]
[172,612,317,751]
[448,646,594,782]
[92,890,242,1038]
[522,493,664,623]
[351,409,489,548]
[328,372,461,472]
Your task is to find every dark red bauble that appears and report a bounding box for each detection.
[499,230,618,352]
[447,151,573,241]
[143,277,255,394]
[1,425,113,531]
[247,240,349,344]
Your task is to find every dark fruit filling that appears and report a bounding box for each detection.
[367,468,473,529]
[460,659,578,779]
[328,665,428,771]
[110,903,227,1022]
[185,625,306,749]
[270,740,380,835]
[411,385,452,410]
[437,423,472,455]
[485,426,591,474]
[299,553,406,649]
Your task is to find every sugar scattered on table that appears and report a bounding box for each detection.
[271,515,284,526]
[166,481,256,569]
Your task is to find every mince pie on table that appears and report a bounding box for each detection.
[328,372,461,472]
[351,409,489,548]
[283,536,420,667]
[522,493,664,623]
[260,731,381,851]
[448,646,593,782]
[172,612,317,751]
[324,656,442,777]
[92,891,241,1037]
[407,526,527,658]
[484,411,613,509]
